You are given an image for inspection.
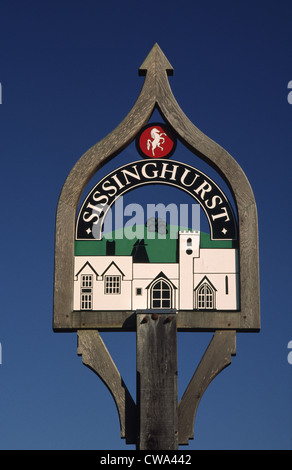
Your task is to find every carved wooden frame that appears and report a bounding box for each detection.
[53,44,260,332]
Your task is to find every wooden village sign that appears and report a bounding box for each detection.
[53,44,260,450]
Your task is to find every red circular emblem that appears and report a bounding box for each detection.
[136,123,176,159]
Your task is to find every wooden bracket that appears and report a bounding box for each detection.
[77,330,137,445]
[77,327,236,449]
[178,330,236,445]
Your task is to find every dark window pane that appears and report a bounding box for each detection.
[162,290,170,298]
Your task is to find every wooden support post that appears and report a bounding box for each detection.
[136,310,178,450]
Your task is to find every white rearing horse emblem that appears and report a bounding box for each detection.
[147,128,167,156]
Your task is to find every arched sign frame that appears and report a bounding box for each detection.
[75,159,238,242]
[54,44,260,333]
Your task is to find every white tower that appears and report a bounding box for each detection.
[179,230,200,310]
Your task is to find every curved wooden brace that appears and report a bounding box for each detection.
[77,330,137,444]
[54,43,259,332]
[178,330,236,445]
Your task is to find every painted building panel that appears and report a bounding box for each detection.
[74,231,239,312]
[194,249,238,274]
[133,263,179,280]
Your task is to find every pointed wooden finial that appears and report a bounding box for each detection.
[139,43,174,76]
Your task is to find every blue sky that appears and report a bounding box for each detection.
[0,0,291,450]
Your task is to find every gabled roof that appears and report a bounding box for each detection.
[145,271,178,290]
[194,275,217,292]
[75,261,98,279]
[101,261,125,278]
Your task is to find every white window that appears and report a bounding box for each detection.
[151,279,172,309]
[82,275,92,288]
[195,280,216,310]
[81,275,93,310]
[81,293,92,310]
[105,275,121,294]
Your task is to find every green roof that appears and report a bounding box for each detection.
[75,225,237,262]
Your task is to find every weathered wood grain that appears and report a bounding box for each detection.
[71,310,241,332]
[136,312,178,450]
